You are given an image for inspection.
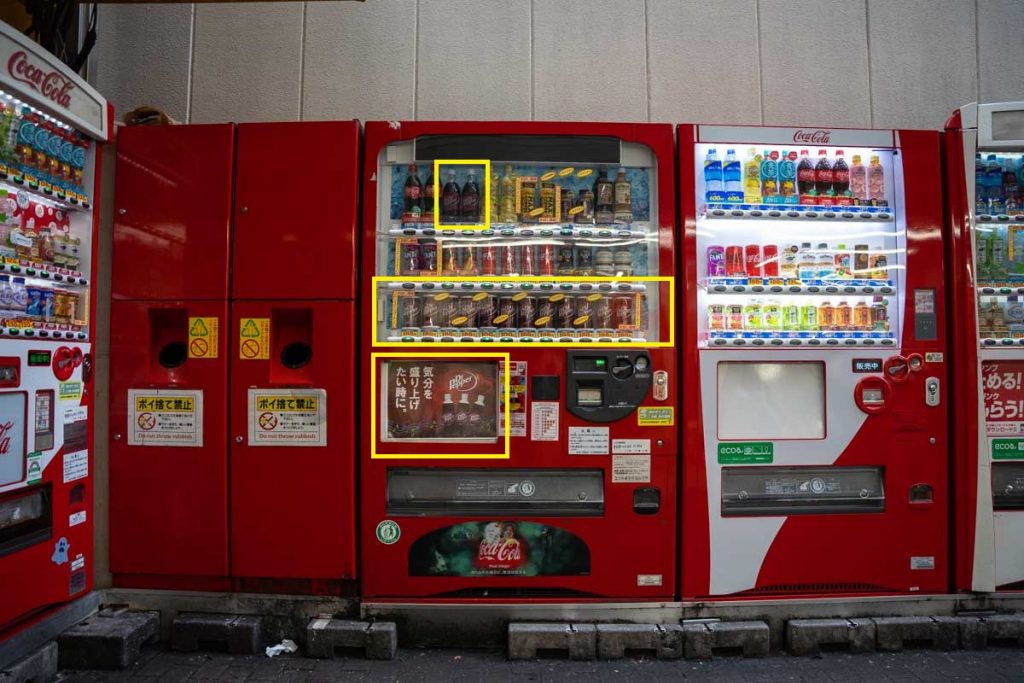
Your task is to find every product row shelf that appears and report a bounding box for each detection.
[385,333,648,344]
[701,204,893,221]
[703,279,894,295]
[978,284,1024,295]
[0,322,86,339]
[707,332,896,347]
[982,337,1024,346]
[0,260,88,287]
[382,281,648,293]
[386,223,653,241]
[0,175,89,211]
[976,213,1024,223]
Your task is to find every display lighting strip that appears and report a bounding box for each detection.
[386,334,649,344]
[0,177,86,212]
[0,89,75,133]
[704,281,894,295]
[387,224,652,240]
[0,264,87,287]
[701,206,893,221]
[708,335,895,347]
[384,281,648,293]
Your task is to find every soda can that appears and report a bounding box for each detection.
[557,245,575,274]
[475,294,498,326]
[707,303,725,330]
[436,295,458,325]
[400,241,421,275]
[456,295,477,327]
[539,244,556,275]
[613,295,634,328]
[555,294,575,327]
[421,240,438,272]
[421,326,441,340]
[592,295,613,328]
[459,246,478,274]
[725,245,745,276]
[762,244,780,277]
[561,189,575,222]
[400,295,422,327]
[573,297,593,328]
[481,246,497,275]
[576,246,594,274]
[496,296,518,328]
[517,295,538,327]
[502,245,518,274]
[707,245,725,277]
[745,244,762,277]
[536,297,556,328]
[421,297,441,327]
[521,245,537,275]
[726,304,744,330]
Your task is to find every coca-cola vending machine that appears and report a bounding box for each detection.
[0,24,111,640]
[679,124,948,598]
[945,101,1024,592]
[360,121,677,602]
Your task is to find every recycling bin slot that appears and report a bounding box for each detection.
[721,466,885,516]
[993,462,1024,510]
[0,484,51,557]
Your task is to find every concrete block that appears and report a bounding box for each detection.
[959,616,990,651]
[596,624,683,660]
[507,623,597,661]
[305,619,397,661]
[873,616,959,652]
[682,621,769,659]
[171,613,263,655]
[0,642,56,683]
[961,614,1024,650]
[786,618,875,656]
[57,610,159,670]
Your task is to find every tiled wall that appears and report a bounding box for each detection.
[87,0,1024,129]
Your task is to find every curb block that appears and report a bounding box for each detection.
[57,610,159,670]
[787,618,875,656]
[507,624,597,660]
[596,624,683,660]
[305,619,397,660]
[683,620,769,659]
[0,641,56,683]
[171,613,263,655]
[873,616,959,652]
[960,614,1024,650]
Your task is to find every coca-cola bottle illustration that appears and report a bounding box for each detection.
[403,164,423,219]
[461,169,480,222]
[796,149,815,196]
[454,392,472,436]
[442,170,461,223]
[815,150,833,197]
[832,150,850,196]
[439,393,456,437]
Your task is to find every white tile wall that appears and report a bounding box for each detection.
[90,0,1017,129]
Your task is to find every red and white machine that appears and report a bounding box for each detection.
[0,24,111,637]
[359,121,677,601]
[946,101,1024,592]
[679,124,948,598]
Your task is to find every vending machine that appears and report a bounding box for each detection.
[0,24,111,635]
[945,101,1024,592]
[679,124,948,598]
[360,121,677,601]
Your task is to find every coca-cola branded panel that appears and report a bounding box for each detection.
[383,360,499,441]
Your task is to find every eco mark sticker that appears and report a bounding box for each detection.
[637,407,674,426]
[247,388,327,446]
[58,382,81,401]
[239,318,270,360]
[376,520,401,545]
[992,438,1024,460]
[188,317,219,359]
[127,389,203,447]
[26,451,41,484]
[717,442,774,464]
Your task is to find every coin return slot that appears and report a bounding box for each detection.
[861,387,884,405]
[577,382,603,407]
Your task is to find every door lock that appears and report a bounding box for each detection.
[925,377,940,407]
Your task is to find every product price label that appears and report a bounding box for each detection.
[127,389,203,447]
[248,388,327,447]
[983,360,1024,436]
[530,402,559,441]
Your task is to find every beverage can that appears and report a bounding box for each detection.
[517,296,538,327]
[436,295,458,326]
[481,246,497,275]
[521,244,537,275]
[592,296,613,328]
[745,244,762,277]
[400,241,421,275]
[573,297,593,328]
[575,188,595,223]
[576,246,594,274]
[707,245,726,277]
[726,304,744,330]
[557,245,575,274]
[421,298,441,327]
[556,295,575,327]
[707,303,725,330]
[762,245,780,277]
[455,296,477,327]
[496,296,517,328]
[539,244,556,275]
[400,295,422,328]
[421,241,438,272]
[502,245,518,274]
[536,298,556,328]
[869,253,888,280]
[476,294,498,326]
[561,189,575,224]
[613,296,634,328]
[725,245,745,276]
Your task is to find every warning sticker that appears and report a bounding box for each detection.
[568,426,609,455]
[530,401,559,441]
[69,511,86,527]
[239,318,270,360]
[612,438,651,454]
[612,453,651,483]
[188,317,219,359]
[127,389,204,447]
[62,450,87,483]
[248,388,327,447]
[637,406,674,426]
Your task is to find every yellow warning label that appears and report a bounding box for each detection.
[253,394,319,412]
[134,396,195,412]
[188,317,219,359]
[239,318,270,360]
[637,407,674,426]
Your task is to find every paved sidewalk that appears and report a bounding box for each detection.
[54,645,1024,682]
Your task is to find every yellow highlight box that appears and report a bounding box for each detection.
[433,159,491,230]
[370,351,511,460]
[371,275,676,348]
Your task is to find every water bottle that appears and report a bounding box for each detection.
[704,148,723,193]
[723,149,741,193]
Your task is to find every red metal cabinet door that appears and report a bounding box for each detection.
[108,300,230,586]
[232,122,360,301]
[229,300,357,579]
[112,125,235,301]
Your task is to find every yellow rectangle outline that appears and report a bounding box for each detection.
[371,276,675,348]
[433,159,491,230]
[370,351,511,459]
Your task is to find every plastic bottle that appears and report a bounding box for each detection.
[762,300,782,330]
[815,149,833,197]
[850,154,867,203]
[704,148,723,193]
[461,169,480,221]
[743,148,762,203]
[778,150,797,200]
[441,170,461,222]
[797,149,815,197]
[499,164,516,223]
[818,300,836,331]
[760,150,779,198]
[816,242,833,279]
[403,164,423,218]
[975,153,988,213]
[743,299,762,330]
[832,150,850,197]
[724,149,742,193]
[987,155,1005,213]
[834,243,851,279]
[1003,159,1020,213]
[835,300,852,330]
[867,155,885,204]
[797,242,816,281]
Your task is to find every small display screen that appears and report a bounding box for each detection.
[577,386,603,406]
[992,110,1024,141]
[573,357,607,372]
[27,351,50,367]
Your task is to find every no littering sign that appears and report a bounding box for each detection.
[188,317,218,359]
[239,318,270,360]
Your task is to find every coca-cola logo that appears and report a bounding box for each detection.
[7,51,74,109]
[478,539,523,563]
[793,129,832,144]
[448,371,478,392]
[0,420,15,454]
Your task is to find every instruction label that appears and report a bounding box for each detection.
[58,381,81,401]
[612,454,651,482]
[612,438,651,454]
[188,317,219,359]
[239,318,270,360]
[568,426,609,455]
[247,388,327,447]
[637,407,674,426]
[62,450,87,483]
[127,389,204,447]
[530,401,559,441]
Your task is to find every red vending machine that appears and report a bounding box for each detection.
[679,124,948,598]
[228,121,359,591]
[945,101,1024,592]
[0,24,111,636]
[109,124,234,590]
[360,122,677,601]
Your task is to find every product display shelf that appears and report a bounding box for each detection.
[700,205,894,221]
